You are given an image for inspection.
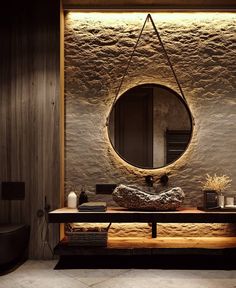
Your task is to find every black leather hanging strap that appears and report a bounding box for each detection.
[106,14,150,126]
[107,13,188,125]
[147,14,186,101]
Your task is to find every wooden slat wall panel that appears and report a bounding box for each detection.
[0,1,60,259]
[60,0,66,241]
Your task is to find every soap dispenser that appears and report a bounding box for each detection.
[67,190,77,208]
[79,185,88,205]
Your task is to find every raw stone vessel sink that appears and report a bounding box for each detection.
[112,184,185,211]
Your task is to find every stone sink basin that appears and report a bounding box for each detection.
[112,184,185,211]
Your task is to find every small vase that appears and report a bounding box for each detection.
[79,189,88,205]
[218,193,225,208]
[67,191,77,208]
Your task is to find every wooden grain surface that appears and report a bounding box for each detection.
[108,236,236,249]
[50,207,236,213]
[0,0,60,259]
[49,207,236,223]
[54,236,236,256]
[60,0,66,242]
[62,0,236,10]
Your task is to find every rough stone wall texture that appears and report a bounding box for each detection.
[109,223,236,237]
[64,13,236,237]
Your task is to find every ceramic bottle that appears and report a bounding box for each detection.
[218,193,225,208]
[67,191,77,208]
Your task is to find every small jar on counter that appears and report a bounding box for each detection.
[67,191,77,208]
[218,193,225,208]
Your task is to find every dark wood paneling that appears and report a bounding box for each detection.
[63,0,236,10]
[0,1,61,259]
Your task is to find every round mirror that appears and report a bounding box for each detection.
[108,84,193,169]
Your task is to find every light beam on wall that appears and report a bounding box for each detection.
[67,12,236,26]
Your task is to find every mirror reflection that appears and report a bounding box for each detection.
[108,84,192,169]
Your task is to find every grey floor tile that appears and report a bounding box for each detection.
[0,278,25,288]
[117,269,236,280]
[0,260,88,288]
[1,260,236,288]
[91,269,236,288]
[59,268,130,286]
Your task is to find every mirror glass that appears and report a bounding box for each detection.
[108,84,192,169]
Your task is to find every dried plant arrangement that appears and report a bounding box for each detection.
[201,174,232,193]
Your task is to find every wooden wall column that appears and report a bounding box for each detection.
[0,0,61,259]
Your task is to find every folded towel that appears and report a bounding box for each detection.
[79,201,107,212]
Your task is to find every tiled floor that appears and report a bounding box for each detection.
[1,260,236,288]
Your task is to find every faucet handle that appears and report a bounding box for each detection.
[145,175,154,187]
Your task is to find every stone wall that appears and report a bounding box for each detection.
[64,12,236,237]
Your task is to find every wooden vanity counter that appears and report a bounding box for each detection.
[49,207,236,257]
[49,207,236,224]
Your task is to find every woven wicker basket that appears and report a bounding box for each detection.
[66,231,108,246]
[65,223,111,247]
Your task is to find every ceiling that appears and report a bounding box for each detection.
[62,0,236,11]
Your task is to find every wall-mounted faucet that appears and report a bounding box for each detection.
[145,175,154,187]
[160,174,169,186]
[145,174,169,188]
